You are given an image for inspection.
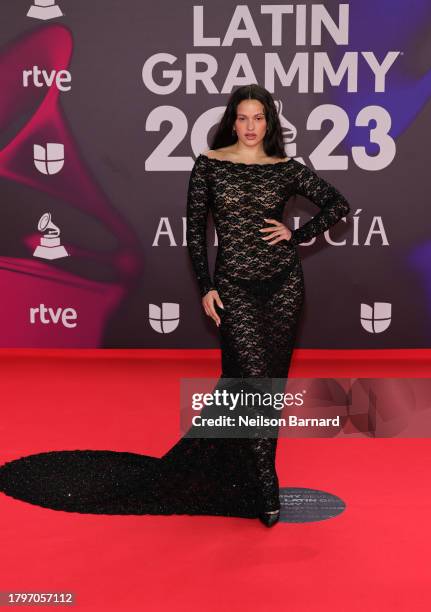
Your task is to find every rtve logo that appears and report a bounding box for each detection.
[30,304,78,328]
[23,66,72,92]
[360,302,391,333]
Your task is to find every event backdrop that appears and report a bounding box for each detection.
[0,1,429,348]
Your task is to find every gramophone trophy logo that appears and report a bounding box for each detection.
[33,213,69,260]
[27,1,63,21]
[275,99,298,159]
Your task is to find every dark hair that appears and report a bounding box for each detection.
[209,84,286,158]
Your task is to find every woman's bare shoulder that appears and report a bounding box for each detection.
[202,148,231,161]
[202,148,291,164]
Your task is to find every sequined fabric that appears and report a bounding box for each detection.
[0,154,350,517]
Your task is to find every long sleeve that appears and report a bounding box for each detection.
[186,156,216,297]
[290,161,350,246]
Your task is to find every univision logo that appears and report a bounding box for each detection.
[149,303,180,333]
[33,143,64,175]
[360,302,391,333]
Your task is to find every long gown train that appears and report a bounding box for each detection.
[0,258,304,517]
[0,153,349,517]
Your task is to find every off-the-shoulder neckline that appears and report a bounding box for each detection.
[198,153,294,167]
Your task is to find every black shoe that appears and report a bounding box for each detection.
[258,509,280,527]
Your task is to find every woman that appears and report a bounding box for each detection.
[0,84,350,528]
[181,83,351,526]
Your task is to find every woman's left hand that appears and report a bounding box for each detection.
[259,218,293,245]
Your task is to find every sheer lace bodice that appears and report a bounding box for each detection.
[186,154,350,296]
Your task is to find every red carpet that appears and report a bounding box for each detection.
[0,349,430,611]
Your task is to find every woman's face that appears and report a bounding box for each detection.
[233,99,267,147]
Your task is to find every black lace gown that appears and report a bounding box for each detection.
[0,154,350,517]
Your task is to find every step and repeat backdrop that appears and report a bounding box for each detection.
[0,1,429,348]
